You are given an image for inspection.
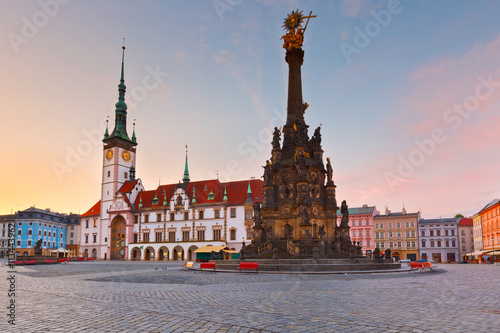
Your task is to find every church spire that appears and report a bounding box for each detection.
[106,39,133,143]
[183,144,190,185]
[245,182,253,204]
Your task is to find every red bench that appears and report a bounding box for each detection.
[12,261,23,265]
[24,260,37,265]
[238,262,259,273]
[57,259,67,263]
[44,259,56,264]
[199,262,216,272]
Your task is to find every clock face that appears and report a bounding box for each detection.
[105,149,113,161]
[121,149,132,162]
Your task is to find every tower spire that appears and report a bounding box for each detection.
[183,144,190,185]
[132,119,137,143]
[106,39,133,143]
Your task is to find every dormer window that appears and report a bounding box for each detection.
[176,196,182,206]
[207,189,215,200]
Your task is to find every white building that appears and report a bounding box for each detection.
[418,218,460,263]
[79,46,262,260]
[0,215,15,258]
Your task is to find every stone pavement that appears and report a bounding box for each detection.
[0,260,499,332]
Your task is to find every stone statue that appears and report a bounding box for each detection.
[295,153,306,178]
[299,196,310,225]
[239,247,246,261]
[280,10,316,51]
[34,239,43,255]
[311,126,322,150]
[253,201,262,227]
[340,200,349,226]
[318,225,326,239]
[385,248,391,260]
[263,160,272,183]
[272,127,281,149]
[285,223,294,240]
[373,247,381,260]
[326,157,333,183]
[266,225,273,240]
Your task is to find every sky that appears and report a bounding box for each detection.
[1,0,500,219]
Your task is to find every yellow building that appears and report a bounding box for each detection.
[373,207,420,261]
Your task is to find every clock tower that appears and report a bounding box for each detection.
[101,45,137,224]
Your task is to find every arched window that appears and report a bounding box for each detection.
[230,229,236,240]
[84,249,89,257]
[92,249,97,259]
[176,195,183,206]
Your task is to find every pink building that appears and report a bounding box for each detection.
[337,204,379,257]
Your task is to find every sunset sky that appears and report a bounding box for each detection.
[1,0,500,219]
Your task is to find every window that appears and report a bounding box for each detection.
[28,229,32,235]
[85,220,89,228]
[133,233,138,243]
[389,242,393,248]
[71,225,74,230]
[108,171,110,177]
[406,241,410,248]
[215,210,221,219]
[389,232,393,238]
[451,230,454,236]
[462,245,466,251]
[144,215,149,223]
[70,240,73,245]
[405,231,410,237]
[411,242,415,248]
[358,230,362,236]
[375,232,379,239]
[380,242,385,249]
[197,230,205,241]
[352,231,356,237]
[157,214,162,222]
[49,231,52,237]
[93,219,97,227]
[446,240,449,247]
[168,231,175,242]
[358,221,362,226]
[430,230,434,236]
[406,222,409,228]
[461,230,465,236]
[184,212,189,220]
[375,242,379,248]
[411,231,415,237]
[397,242,402,248]
[230,229,236,240]
[452,240,456,247]
[44,231,47,236]
[445,230,448,236]
[230,208,236,218]
[170,213,175,221]
[436,230,441,236]
[380,232,385,238]
[85,235,89,244]
[366,220,369,226]
[366,230,370,236]
[411,222,415,227]
[397,232,401,237]
[437,240,442,247]
[124,172,128,179]
[462,238,466,244]
[182,230,189,241]
[422,240,426,247]
[142,232,150,243]
[245,209,251,219]
[199,211,204,219]
[389,223,392,228]
[155,231,162,242]
[397,223,401,228]
[93,234,97,243]
[375,224,378,229]
[28,240,32,246]
[366,241,370,246]
[247,229,252,239]
[213,229,221,241]
[134,215,138,224]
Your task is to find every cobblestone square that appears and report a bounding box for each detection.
[1,261,499,332]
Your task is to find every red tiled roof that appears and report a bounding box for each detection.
[458,218,473,226]
[119,179,138,193]
[81,200,101,217]
[132,178,263,210]
[223,179,263,205]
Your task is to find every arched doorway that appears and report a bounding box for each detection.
[92,249,97,259]
[84,249,89,257]
[392,251,400,261]
[145,248,151,261]
[132,247,141,260]
[173,247,184,261]
[187,245,198,261]
[158,247,169,261]
[110,215,126,260]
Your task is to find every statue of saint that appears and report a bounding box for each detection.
[326,157,333,183]
[341,200,349,226]
[311,126,321,150]
[272,127,281,149]
[263,160,272,183]
[253,201,262,227]
[281,10,316,50]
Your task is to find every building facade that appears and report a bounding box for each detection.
[479,199,500,261]
[0,214,15,258]
[80,46,262,261]
[472,213,483,257]
[337,205,378,257]
[457,218,473,261]
[418,218,459,263]
[14,207,68,256]
[373,207,420,261]
[65,213,80,257]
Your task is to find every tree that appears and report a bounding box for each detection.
[455,213,465,218]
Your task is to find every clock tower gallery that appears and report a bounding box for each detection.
[101,45,137,259]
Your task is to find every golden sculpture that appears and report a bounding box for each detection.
[281,10,316,50]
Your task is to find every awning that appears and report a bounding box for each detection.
[465,251,486,256]
[50,248,69,253]
[194,246,232,253]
